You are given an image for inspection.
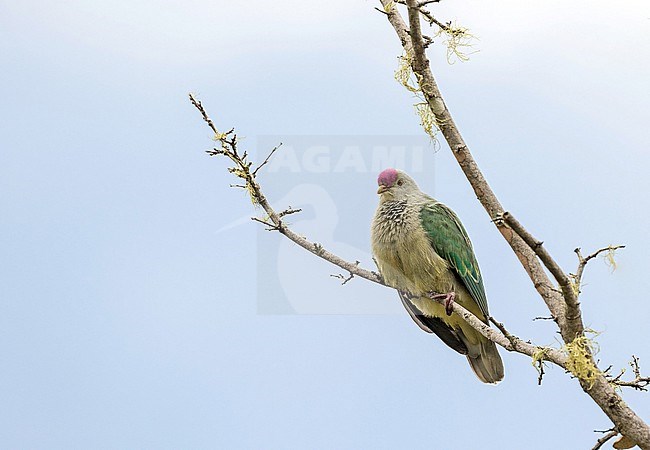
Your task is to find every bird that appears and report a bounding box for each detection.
[371,168,504,383]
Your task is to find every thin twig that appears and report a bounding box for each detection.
[573,245,626,293]
[189,95,219,135]
[592,430,618,450]
[374,6,390,16]
[253,142,283,176]
[417,7,449,30]
[394,0,450,30]
[251,217,278,230]
[609,356,650,392]
[279,207,302,218]
[331,261,360,285]
[537,359,546,386]
[488,316,519,350]
[330,273,355,285]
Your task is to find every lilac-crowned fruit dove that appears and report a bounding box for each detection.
[371,168,504,383]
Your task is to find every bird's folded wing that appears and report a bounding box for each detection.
[420,202,490,318]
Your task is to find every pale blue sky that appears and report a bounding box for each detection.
[1,1,649,448]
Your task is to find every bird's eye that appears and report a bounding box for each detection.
[397,180,403,186]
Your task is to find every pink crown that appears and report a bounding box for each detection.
[377,168,398,187]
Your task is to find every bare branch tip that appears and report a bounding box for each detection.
[374,6,391,16]
[331,272,355,285]
[253,142,283,176]
[591,430,619,450]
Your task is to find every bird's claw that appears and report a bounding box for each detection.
[429,291,456,316]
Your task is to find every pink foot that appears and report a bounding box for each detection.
[429,291,456,316]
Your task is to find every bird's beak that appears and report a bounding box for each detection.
[377,185,389,194]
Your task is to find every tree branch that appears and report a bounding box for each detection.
[573,245,626,293]
[189,94,382,286]
[253,142,283,176]
[394,0,449,31]
[434,295,568,368]
[379,1,650,447]
[501,211,584,340]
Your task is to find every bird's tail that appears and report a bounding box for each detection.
[467,338,504,384]
[459,328,504,384]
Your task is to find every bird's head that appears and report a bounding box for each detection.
[376,168,419,200]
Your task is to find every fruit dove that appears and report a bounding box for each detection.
[371,168,504,383]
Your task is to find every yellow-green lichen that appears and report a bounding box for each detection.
[414,102,438,140]
[212,131,228,142]
[394,51,441,141]
[394,51,419,93]
[434,22,478,64]
[604,246,620,272]
[531,347,549,371]
[569,275,582,296]
[563,331,601,389]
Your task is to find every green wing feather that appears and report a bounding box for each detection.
[420,202,490,318]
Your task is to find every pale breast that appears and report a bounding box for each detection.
[371,201,453,296]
